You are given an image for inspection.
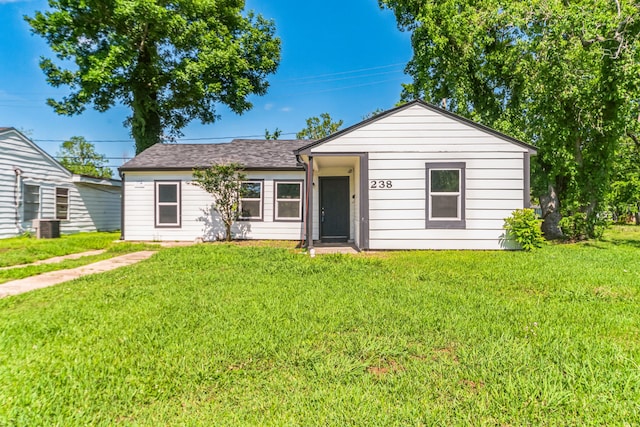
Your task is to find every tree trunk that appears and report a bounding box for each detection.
[540,184,563,239]
[131,39,162,154]
[225,222,232,242]
[131,91,162,154]
[636,205,640,225]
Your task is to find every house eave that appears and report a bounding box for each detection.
[294,99,538,155]
[72,174,122,187]
[119,166,304,173]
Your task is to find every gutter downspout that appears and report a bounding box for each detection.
[307,156,314,256]
[119,170,125,240]
[13,167,24,235]
[296,154,314,255]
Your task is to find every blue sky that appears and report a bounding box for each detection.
[0,0,412,170]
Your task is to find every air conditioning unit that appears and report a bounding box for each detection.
[36,219,61,239]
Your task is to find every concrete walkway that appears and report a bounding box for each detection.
[0,251,157,298]
[0,249,107,271]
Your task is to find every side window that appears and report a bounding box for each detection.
[155,181,181,227]
[23,184,40,222]
[426,162,466,229]
[274,181,303,221]
[55,188,69,220]
[239,181,263,220]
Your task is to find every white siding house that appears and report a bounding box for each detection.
[119,100,537,249]
[0,127,121,239]
[119,140,307,242]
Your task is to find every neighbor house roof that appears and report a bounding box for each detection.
[119,139,310,171]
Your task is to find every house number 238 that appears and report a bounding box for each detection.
[370,180,393,189]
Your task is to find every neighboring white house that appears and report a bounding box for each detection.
[0,127,121,239]
[119,100,537,250]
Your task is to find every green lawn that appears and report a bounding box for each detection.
[0,232,159,283]
[0,231,123,267]
[0,229,639,425]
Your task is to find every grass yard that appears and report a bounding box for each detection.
[0,232,159,283]
[0,232,123,267]
[0,229,639,425]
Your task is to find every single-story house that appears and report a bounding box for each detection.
[119,100,537,250]
[0,127,122,239]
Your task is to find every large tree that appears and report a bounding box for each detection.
[27,0,281,155]
[380,0,640,238]
[57,136,113,179]
[296,113,343,140]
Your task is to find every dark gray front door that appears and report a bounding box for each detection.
[320,176,349,242]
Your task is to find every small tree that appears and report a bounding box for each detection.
[192,163,246,241]
[296,113,343,139]
[265,128,282,140]
[57,136,113,178]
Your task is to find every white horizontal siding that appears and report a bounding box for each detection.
[123,170,305,241]
[308,103,529,250]
[1,131,120,238]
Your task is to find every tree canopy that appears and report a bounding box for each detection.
[57,136,113,179]
[27,0,281,155]
[296,113,343,140]
[380,0,640,238]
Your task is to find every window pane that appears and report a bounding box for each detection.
[277,201,300,218]
[431,170,459,193]
[24,185,40,221]
[158,184,177,203]
[432,195,459,218]
[242,182,262,199]
[159,205,178,224]
[240,201,261,218]
[56,207,68,220]
[277,183,300,199]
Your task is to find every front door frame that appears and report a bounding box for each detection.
[304,153,369,250]
[319,176,350,243]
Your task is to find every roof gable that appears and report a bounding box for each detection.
[295,100,537,154]
[0,127,72,177]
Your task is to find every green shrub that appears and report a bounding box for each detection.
[504,209,545,251]
[559,212,607,241]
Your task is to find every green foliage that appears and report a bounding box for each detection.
[380,0,640,239]
[1,231,639,424]
[264,128,282,140]
[362,108,385,120]
[192,163,247,241]
[296,113,343,139]
[26,1,281,154]
[559,212,607,241]
[607,137,640,223]
[56,136,113,179]
[503,209,545,251]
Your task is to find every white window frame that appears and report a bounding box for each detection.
[23,184,40,222]
[425,162,466,229]
[55,187,70,220]
[155,181,181,228]
[239,180,263,221]
[274,180,303,222]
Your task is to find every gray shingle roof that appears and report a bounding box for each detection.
[119,139,310,171]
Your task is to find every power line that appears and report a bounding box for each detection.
[280,62,406,82]
[36,132,300,144]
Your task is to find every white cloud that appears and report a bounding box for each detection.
[280,107,292,112]
[264,103,274,111]
[0,0,29,4]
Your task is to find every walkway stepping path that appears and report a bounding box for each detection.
[0,249,107,271]
[0,251,157,298]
